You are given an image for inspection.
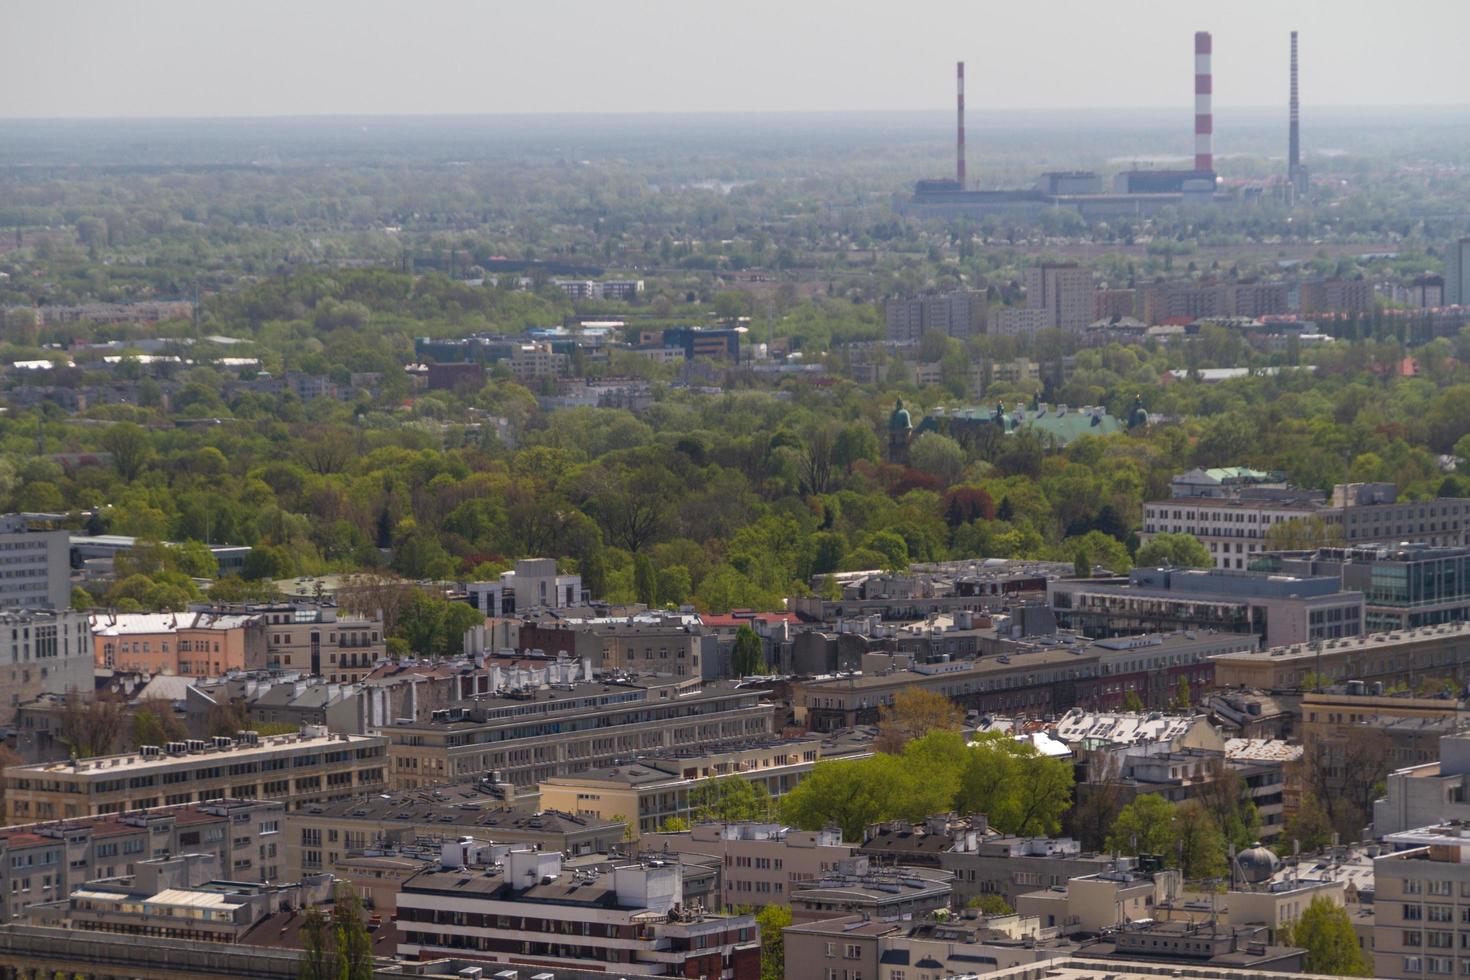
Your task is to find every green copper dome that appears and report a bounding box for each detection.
[889,397,912,431]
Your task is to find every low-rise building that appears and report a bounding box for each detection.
[201,601,386,682]
[859,815,1117,909]
[0,798,284,924]
[1016,861,1183,934]
[383,678,773,792]
[396,849,761,977]
[788,856,953,923]
[3,727,387,822]
[1373,823,1470,979]
[0,608,92,725]
[1049,566,1364,648]
[638,821,856,908]
[1213,622,1470,692]
[1375,731,1470,835]
[538,736,852,837]
[34,851,332,943]
[90,611,267,676]
[284,793,625,880]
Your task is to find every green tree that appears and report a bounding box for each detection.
[1174,800,1228,879]
[298,906,332,980]
[658,816,692,833]
[1121,690,1145,712]
[330,887,374,980]
[730,624,764,676]
[1134,532,1212,568]
[1277,895,1372,976]
[634,553,658,607]
[70,586,94,611]
[1073,548,1090,578]
[58,693,126,759]
[131,703,185,748]
[755,904,792,980]
[1262,516,1344,552]
[242,544,295,582]
[966,894,1014,915]
[1107,794,1175,858]
[690,777,772,823]
[656,564,692,607]
[908,432,967,487]
[1279,792,1335,855]
[779,756,905,841]
[101,422,153,481]
[581,547,608,600]
[172,540,219,579]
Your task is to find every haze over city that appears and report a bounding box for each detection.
[8,4,1470,980]
[4,0,1469,118]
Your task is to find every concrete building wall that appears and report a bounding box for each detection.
[1,609,92,725]
[0,529,70,611]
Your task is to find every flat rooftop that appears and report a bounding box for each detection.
[800,646,1096,691]
[300,793,621,833]
[1213,621,1470,663]
[7,731,382,778]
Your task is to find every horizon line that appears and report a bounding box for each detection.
[2,102,1469,125]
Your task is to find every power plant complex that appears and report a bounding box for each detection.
[908,30,1306,220]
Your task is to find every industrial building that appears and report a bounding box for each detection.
[909,29,1318,221]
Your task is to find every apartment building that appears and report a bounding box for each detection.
[1212,622,1470,692]
[1142,479,1470,571]
[1375,732,1470,836]
[40,851,331,944]
[884,291,986,343]
[1,607,92,724]
[510,341,569,381]
[0,798,284,924]
[208,601,386,682]
[991,307,1054,337]
[396,849,761,978]
[1024,264,1094,333]
[788,856,953,923]
[383,678,775,791]
[538,737,846,836]
[1373,824,1470,980]
[90,610,267,676]
[661,326,741,361]
[1048,566,1364,648]
[786,912,1068,980]
[638,822,855,909]
[1085,631,1256,711]
[468,557,586,616]
[0,523,69,610]
[1299,276,1374,314]
[3,727,387,822]
[284,793,625,880]
[589,621,707,676]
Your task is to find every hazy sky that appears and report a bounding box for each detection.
[4,0,1467,119]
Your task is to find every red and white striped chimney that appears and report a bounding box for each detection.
[956,61,966,187]
[1194,31,1213,173]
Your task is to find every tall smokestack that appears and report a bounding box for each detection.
[1194,31,1213,173]
[956,61,966,188]
[1289,31,1301,185]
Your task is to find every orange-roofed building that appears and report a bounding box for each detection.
[90,611,267,677]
